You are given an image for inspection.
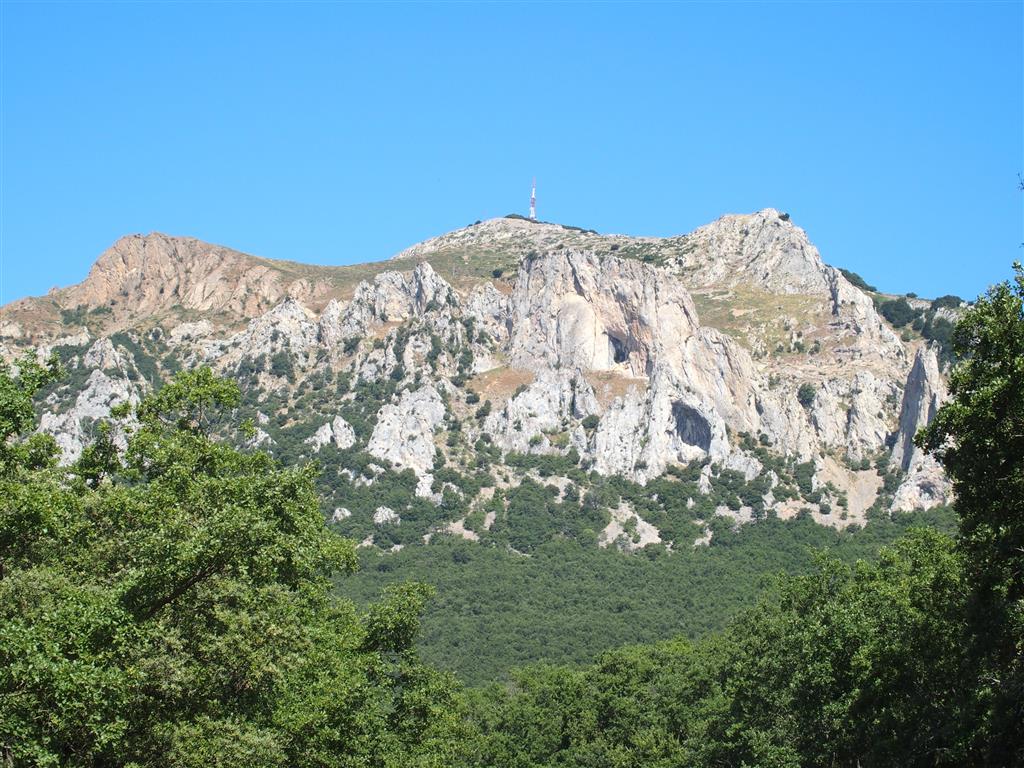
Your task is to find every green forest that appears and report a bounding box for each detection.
[2,263,1021,766]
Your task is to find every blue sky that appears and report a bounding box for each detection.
[1,1,1021,304]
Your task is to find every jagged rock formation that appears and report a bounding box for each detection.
[65,233,338,320]
[3,209,961,543]
[367,385,446,494]
[890,346,953,510]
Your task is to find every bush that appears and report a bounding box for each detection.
[879,298,920,328]
[581,415,600,430]
[931,294,963,311]
[269,351,295,381]
[797,383,817,409]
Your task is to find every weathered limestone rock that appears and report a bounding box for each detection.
[4,209,954,522]
[485,369,597,454]
[61,233,334,321]
[331,507,352,522]
[466,283,511,344]
[373,506,400,526]
[339,262,457,338]
[507,249,701,376]
[890,346,952,510]
[168,320,213,345]
[891,346,945,472]
[82,338,127,371]
[367,385,446,476]
[598,503,663,552]
[305,415,356,451]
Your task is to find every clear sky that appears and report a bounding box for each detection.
[1,1,1021,305]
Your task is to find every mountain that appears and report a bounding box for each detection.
[0,209,958,551]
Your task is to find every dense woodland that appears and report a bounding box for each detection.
[1,263,1021,766]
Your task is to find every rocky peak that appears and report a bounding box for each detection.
[60,232,336,324]
[334,261,459,339]
[673,208,831,295]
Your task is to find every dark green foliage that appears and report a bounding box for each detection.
[342,510,957,686]
[797,382,817,408]
[0,365,463,767]
[504,448,580,478]
[878,297,921,328]
[59,305,89,326]
[458,530,970,767]
[932,294,964,311]
[269,350,295,381]
[918,263,1024,763]
[580,414,599,430]
[338,376,397,441]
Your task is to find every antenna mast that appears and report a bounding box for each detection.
[529,177,537,221]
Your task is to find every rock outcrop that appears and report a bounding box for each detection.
[890,346,953,510]
[60,233,335,321]
[306,415,356,451]
[337,262,457,339]
[367,385,446,477]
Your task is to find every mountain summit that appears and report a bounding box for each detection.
[1,210,955,548]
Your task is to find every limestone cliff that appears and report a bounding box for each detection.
[2,210,960,542]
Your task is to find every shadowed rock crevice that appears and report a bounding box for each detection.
[607,332,629,364]
[671,402,712,452]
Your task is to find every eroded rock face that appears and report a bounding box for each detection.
[82,338,128,371]
[339,262,457,339]
[891,346,945,472]
[501,250,819,479]
[367,385,446,476]
[62,233,334,321]
[598,503,663,553]
[890,346,952,510]
[5,210,956,526]
[485,369,598,454]
[672,209,832,295]
[466,283,511,345]
[507,250,701,376]
[373,506,400,526]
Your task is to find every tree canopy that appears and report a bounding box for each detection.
[1,365,464,767]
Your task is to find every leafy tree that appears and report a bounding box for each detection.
[796,382,817,409]
[0,365,463,767]
[918,262,1024,763]
[878,297,920,328]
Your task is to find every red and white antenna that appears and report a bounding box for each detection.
[529,177,537,220]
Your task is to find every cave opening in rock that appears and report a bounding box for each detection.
[671,402,712,452]
[607,333,629,365]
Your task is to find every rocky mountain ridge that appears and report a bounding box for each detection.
[1,209,955,551]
